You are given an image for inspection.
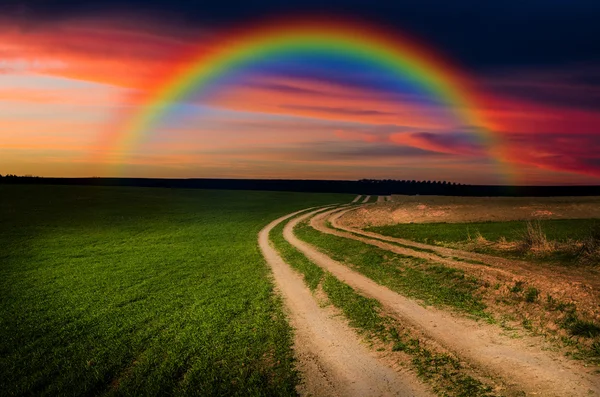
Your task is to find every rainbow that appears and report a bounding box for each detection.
[103,17,506,178]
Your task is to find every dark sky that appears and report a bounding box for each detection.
[4,0,600,71]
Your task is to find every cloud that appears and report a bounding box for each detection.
[0,16,192,88]
[502,132,600,177]
[281,104,395,117]
[389,132,486,156]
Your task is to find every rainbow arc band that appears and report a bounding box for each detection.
[102,17,507,181]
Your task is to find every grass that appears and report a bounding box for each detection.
[270,215,496,396]
[369,219,598,244]
[390,334,494,397]
[0,185,349,396]
[294,221,489,319]
[270,220,325,291]
[368,219,600,265]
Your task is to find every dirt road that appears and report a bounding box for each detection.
[258,208,433,397]
[284,207,600,397]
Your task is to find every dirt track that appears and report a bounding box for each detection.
[258,208,433,397]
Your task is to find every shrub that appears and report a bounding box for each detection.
[519,220,553,253]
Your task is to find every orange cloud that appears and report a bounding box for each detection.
[0,17,192,89]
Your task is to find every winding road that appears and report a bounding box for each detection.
[258,200,600,396]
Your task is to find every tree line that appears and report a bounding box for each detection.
[1,174,599,196]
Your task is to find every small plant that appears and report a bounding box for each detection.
[392,340,407,352]
[525,287,539,303]
[510,281,524,293]
[522,318,533,330]
[555,301,577,313]
[570,319,600,338]
[519,220,553,253]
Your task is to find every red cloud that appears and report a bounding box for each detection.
[0,17,192,88]
[388,132,485,156]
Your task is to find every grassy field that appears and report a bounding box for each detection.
[368,219,600,265]
[0,185,348,396]
[368,219,598,244]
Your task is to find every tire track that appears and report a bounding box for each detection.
[285,208,600,397]
[351,195,362,203]
[259,207,433,397]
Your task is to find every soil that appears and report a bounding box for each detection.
[342,195,600,227]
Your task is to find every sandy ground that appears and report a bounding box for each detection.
[362,195,371,204]
[258,208,433,397]
[377,196,386,203]
[281,208,600,397]
[342,195,600,226]
[351,195,362,203]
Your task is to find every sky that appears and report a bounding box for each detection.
[1,0,599,185]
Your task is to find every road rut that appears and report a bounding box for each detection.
[259,208,433,397]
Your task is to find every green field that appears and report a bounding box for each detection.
[368,219,600,265]
[0,185,348,396]
[368,219,599,244]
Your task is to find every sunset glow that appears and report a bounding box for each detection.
[1,9,599,185]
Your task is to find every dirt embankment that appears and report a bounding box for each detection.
[343,195,600,227]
